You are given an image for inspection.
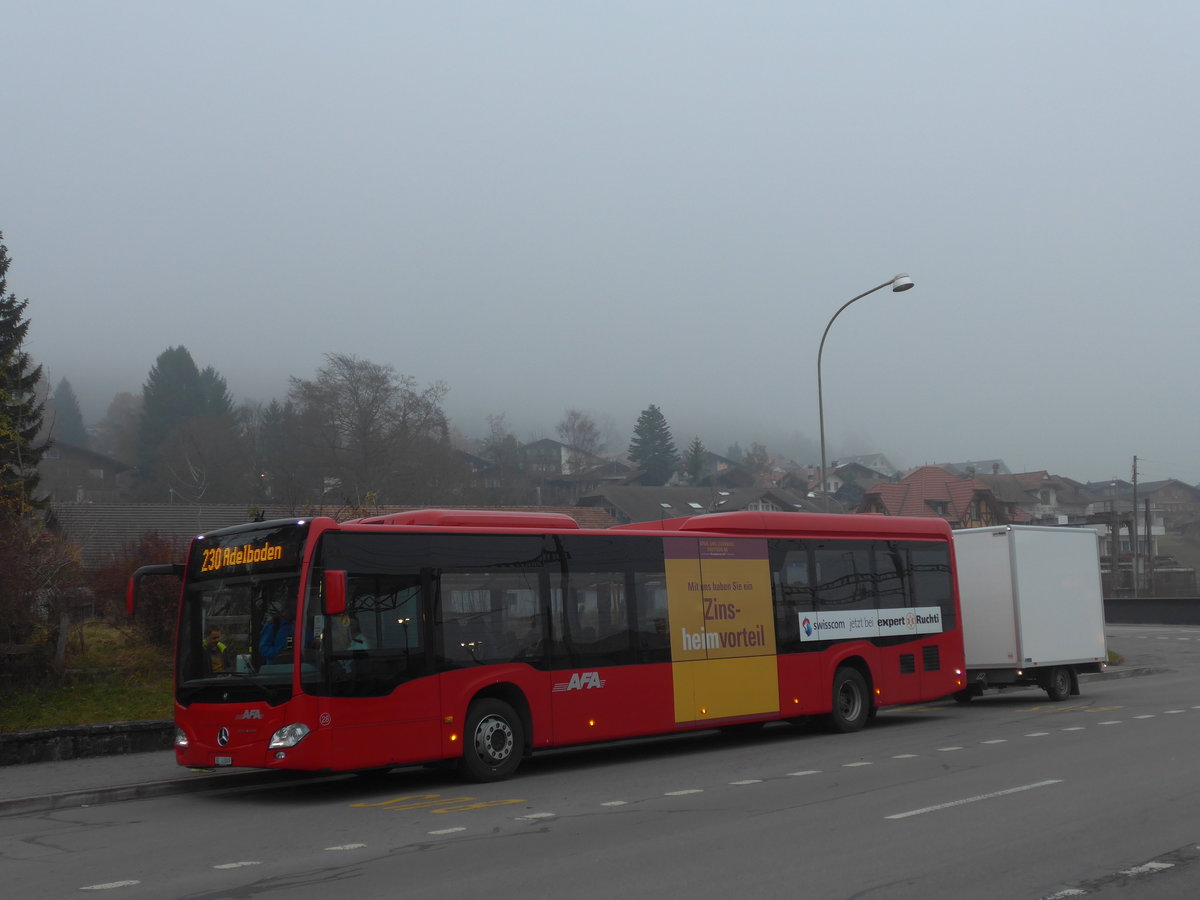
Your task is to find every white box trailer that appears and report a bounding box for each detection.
[952,525,1107,702]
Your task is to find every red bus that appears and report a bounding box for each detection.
[129,508,965,781]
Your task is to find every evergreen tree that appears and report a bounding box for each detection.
[199,365,234,416]
[628,404,678,486]
[683,436,709,486]
[0,233,48,510]
[137,346,246,501]
[51,378,88,447]
[139,346,206,456]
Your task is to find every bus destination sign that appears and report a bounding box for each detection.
[189,524,307,580]
[200,542,285,574]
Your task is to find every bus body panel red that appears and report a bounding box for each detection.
[316,680,442,770]
[548,664,676,746]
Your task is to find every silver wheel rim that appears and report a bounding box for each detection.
[838,681,861,720]
[474,714,514,764]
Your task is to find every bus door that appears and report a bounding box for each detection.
[306,573,441,771]
[665,537,779,728]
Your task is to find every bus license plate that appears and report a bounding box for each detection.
[214,756,233,767]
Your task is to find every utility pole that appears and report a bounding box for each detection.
[1131,456,1139,598]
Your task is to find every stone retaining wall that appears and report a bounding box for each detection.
[0,720,173,766]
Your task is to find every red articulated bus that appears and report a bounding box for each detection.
[128,508,965,781]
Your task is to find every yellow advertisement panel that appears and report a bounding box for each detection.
[665,537,779,725]
[671,656,780,724]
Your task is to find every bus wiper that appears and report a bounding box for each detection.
[212,669,275,701]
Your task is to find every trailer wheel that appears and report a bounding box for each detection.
[1043,667,1072,702]
[459,698,524,782]
[826,667,870,733]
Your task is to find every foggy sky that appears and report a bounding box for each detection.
[5,2,1199,484]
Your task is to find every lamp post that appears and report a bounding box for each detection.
[817,274,915,512]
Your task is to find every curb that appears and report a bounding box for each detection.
[0,768,321,818]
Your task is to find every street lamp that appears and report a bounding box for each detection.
[817,274,915,512]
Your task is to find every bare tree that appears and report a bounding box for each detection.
[555,408,603,473]
[289,354,454,505]
[742,441,772,485]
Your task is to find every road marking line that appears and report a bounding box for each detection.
[981,739,1007,744]
[1062,727,1085,731]
[214,862,261,869]
[937,746,964,752]
[601,800,628,806]
[843,761,872,767]
[325,844,367,851]
[1025,732,1050,737]
[429,827,466,835]
[788,770,821,777]
[81,882,141,891]
[1098,720,1122,725]
[730,779,763,784]
[1133,715,1155,719]
[517,812,555,820]
[1165,710,1185,714]
[893,754,919,758]
[885,779,1062,820]
[1121,861,1173,875]
[665,789,703,795]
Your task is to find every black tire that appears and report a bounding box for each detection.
[953,688,975,705]
[826,667,871,733]
[459,698,524,782]
[1043,667,1071,702]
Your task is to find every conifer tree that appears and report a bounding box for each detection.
[683,436,709,485]
[0,233,48,510]
[628,404,678,486]
[51,378,88,447]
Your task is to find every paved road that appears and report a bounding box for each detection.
[2,625,1196,899]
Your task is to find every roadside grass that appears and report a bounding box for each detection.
[0,621,173,733]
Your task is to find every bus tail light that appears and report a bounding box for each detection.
[269,723,311,748]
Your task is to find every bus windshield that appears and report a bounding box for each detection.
[176,521,311,706]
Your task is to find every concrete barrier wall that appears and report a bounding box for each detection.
[1105,596,1200,626]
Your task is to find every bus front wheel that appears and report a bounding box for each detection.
[459,698,524,782]
[826,667,871,733]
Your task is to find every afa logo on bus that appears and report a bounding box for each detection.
[552,671,607,692]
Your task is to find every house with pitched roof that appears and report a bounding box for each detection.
[857,465,1016,527]
[972,471,1098,524]
[37,442,134,503]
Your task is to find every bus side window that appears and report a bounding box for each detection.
[771,540,812,652]
[551,571,636,668]
[633,574,670,663]
[813,543,873,612]
[874,542,908,609]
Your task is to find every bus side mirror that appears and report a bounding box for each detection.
[324,570,347,616]
[126,564,184,616]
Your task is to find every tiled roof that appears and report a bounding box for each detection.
[859,466,1010,524]
[48,503,620,569]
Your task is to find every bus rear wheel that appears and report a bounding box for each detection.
[826,667,870,733]
[459,698,524,782]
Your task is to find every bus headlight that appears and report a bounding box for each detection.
[175,727,189,748]
[268,723,311,748]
